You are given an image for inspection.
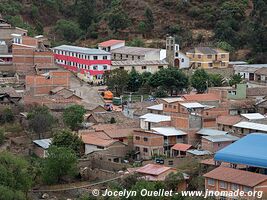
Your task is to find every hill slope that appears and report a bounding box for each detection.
[0,0,266,62]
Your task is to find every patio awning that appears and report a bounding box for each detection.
[171,143,192,152]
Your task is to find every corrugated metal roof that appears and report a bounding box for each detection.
[33,138,51,149]
[203,166,267,187]
[202,134,239,143]
[233,121,267,132]
[241,113,265,120]
[215,133,267,168]
[111,46,160,56]
[161,97,184,103]
[136,164,172,175]
[197,128,228,136]
[152,127,187,136]
[180,102,205,109]
[53,45,110,55]
[111,60,168,66]
[147,104,163,111]
[139,113,171,123]
[187,149,212,156]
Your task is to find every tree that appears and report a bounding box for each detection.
[42,146,77,184]
[76,0,96,30]
[28,106,55,139]
[191,69,209,93]
[0,128,4,145]
[144,7,154,32]
[149,68,189,96]
[208,73,224,87]
[63,105,86,130]
[229,74,243,86]
[110,117,116,124]
[0,107,14,124]
[105,68,130,96]
[165,172,184,191]
[108,7,130,32]
[52,129,83,156]
[127,69,143,92]
[0,152,32,199]
[55,19,83,42]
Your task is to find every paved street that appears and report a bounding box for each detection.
[69,75,105,105]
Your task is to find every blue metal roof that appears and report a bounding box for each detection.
[214,133,267,168]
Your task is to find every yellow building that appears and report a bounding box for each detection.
[186,47,229,68]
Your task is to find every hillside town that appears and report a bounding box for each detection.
[0,9,267,200]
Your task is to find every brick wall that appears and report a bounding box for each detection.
[25,71,70,95]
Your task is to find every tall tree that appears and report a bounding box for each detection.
[191,69,209,93]
[76,0,96,30]
[42,146,77,184]
[208,73,224,87]
[28,106,55,139]
[0,152,32,199]
[229,74,243,87]
[144,7,154,32]
[105,69,130,96]
[52,129,83,156]
[149,68,189,96]
[127,69,142,92]
[63,105,86,130]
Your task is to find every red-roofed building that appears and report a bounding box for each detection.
[132,164,188,190]
[171,143,193,157]
[217,115,242,132]
[204,166,267,199]
[182,93,221,106]
[98,40,125,52]
[80,130,127,157]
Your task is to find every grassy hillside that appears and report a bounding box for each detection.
[0,0,266,62]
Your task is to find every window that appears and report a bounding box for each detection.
[93,66,97,70]
[142,66,147,70]
[207,55,212,59]
[132,56,134,60]
[164,104,167,108]
[132,66,135,70]
[198,63,201,67]
[135,136,140,140]
[209,63,213,67]
[143,148,148,153]
[126,55,128,58]
[243,186,252,193]
[175,52,179,57]
[103,56,107,60]
[93,56,98,60]
[158,66,163,69]
[198,55,202,59]
[221,54,226,58]
[181,58,184,62]
[220,181,227,189]
[120,54,123,59]
[231,184,239,191]
[221,62,226,67]
[144,137,148,142]
[103,65,107,70]
[135,146,140,151]
[120,67,124,70]
[138,56,140,59]
[174,106,177,109]
[208,178,215,186]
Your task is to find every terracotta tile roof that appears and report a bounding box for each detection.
[80,131,119,147]
[255,67,267,75]
[98,40,125,47]
[104,128,135,138]
[247,87,267,96]
[136,164,173,176]
[216,115,242,126]
[182,93,220,101]
[203,166,267,187]
[171,143,192,151]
